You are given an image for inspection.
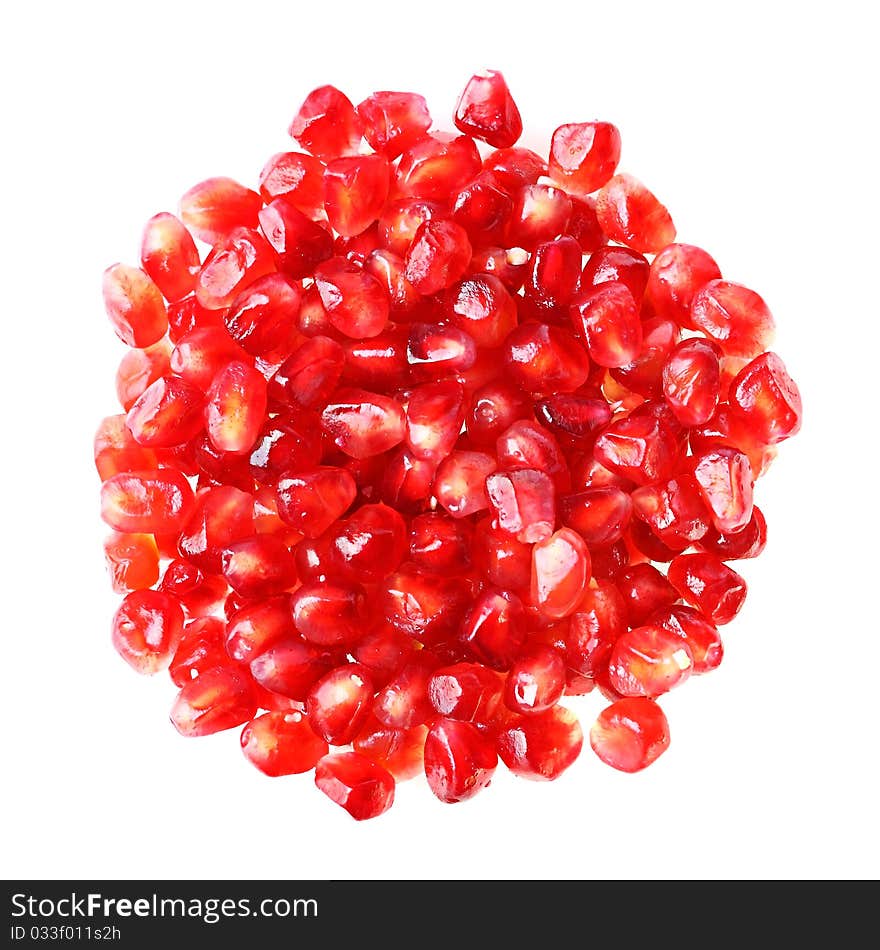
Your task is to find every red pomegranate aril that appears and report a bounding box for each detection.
[497,417,571,493]
[225,594,295,664]
[340,327,409,389]
[565,195,607,253]
[378,197,447,256]
[469,245,530,292]
[395,132,482,202]
[323,154,391,237]
[608,624,693,697]
[486,469,555,543]
[115,342,172,411]
[496,705,583,781]
[305,663,374,745]
[248,414,321,484]
[221,535,296,599]
[471,516,531,592]
[668,552,747,626]
[698,505,768,560]
[204,360,268,455]
[357,90,432,159]
[503,322,590,396]
[560,486,633,546]
[428,663,504,723]
[275,466,356,538]
[690,404,777,479]
[380,447,438,514]
[466,381,528,445]
[258,151,325,217]
[481,146,546,191]
[596,173,676,253]
[423,718,497,803]
[271,336,343,409]
[170,326,250,392]
[327,503,408,583]
[222,273,301,358]
[582,245,650,302]
[257,198,332,281]
[171,665,257,737]
[195,227,275,311]
[729,351,803,444]
[504,645,566,715]
[691,279,776,359]
[353,718,427,781]
[111,589,185,675]
[315,751,395,820]
[565,580,628,676]
[571,282,643,368]
[158,559,222,616]
[104,531,160,593]
[249,637,337,701]
[103,263,168,348]
[593,410,679,486]
[452,171,513,247]
[645,243,722,329]
[289,85,363,162]
[291,581,369,649]
[372,655,438,729]
[548,121,621,196]
[506,183,572,250]
[168,617,228,687]
[589,697,670,773]
[382,566,472,645]
[179,176,262,245]
[662,338,721,426]
[433,450,495,518]
[241,711,328,777]
[534,394,609,444]
[314,257,389,339]
[531,528,590,620]
[445,274,517,349]
[454,69,522,148]
[616,562,679,627]
[364,248,421,314]
[524,235,583,318]
[140,212,200,302]
[125,375,205,448]
[407,323,477,380]
[404,219,473,296]
[405,379,466,461]
[459,588,526,670]
[630,474,712,550]
[690,446,754,534]
[352,624,415,685]
[650,605,723,674]
[409,512,472,574]
[175,485,255,574]
[321,387,405,458]
[100,467,194,534]
[626,516,680,564]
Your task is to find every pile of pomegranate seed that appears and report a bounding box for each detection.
[97,70,802,820]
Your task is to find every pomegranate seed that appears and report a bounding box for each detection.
[314,257,389,339]
[423,718,497,803]
[225,594,295,664]
[504,645,566,715]
[565,580,628,677]
[506,183,572,250]
[353,718,427,781]
[548,121,621,195]
[667,552,747,626]
[115,342,172,411]
[101,468,194,534]
[595,173,676,253]
[404,219,473,296]
[357,91,432,159]
[381,448,439,513]
[396,132,482,202]
[473,516,533,591]
[324,155,391,237]
[353,625,416,687]
[222,273,302,357]
[589,697,670,772]
[291,581,370,648]
[630,475,711,550]
[690,446,754,534]
[469,245,530,291]
[195,227,275,310]
[503,322,590,395]
[249,637,338,702]
[531,528,590,620]
[111,589,184,674]
[496,705,583,781]
[452,171,513,247]
[204,360,268,454]
[275,466,356,537]
[698,505,767,560]
[404,380,466,462]
[382,565,471,645]
[407,323,477,380]
[565,195,607,252]
[608,624,693,697]
[482,146,546,191]
[650,605,723,674]
[645,243,722,329]
[691,279,776,359]
[571,282,643,368]
[662,338,721,426]
[434,450,495,518]
[315,751,395,820]
[289,85,362,162]
[179,177,262,245]
[486,469,555,543]
[729,351,803,444]
[126,375,205,448]
[171,666,257,737]
[170,325,250,391]
[104,532,160,593]
[445,273,517,348]
[257,198,333,280]
[258,151,325,217]
[616,562,679,627]
[409,512,472,574]
[690,404,778,479]
[454,69,522,148]
[373,655,438,729]
[221,535,297,599]
[459,588,527,670]
[560,486,632,546]
[169,617,228,686]
[581,245,650,302]
[364,248,421,315]
[306,664,374,745]
[429,663,504,723]
[103,263,168,348]
[241,711,328,777]
[327,503,408,583]
[593,409,679,486]
[140,212,200,302]
[321,388,405,458]
[272,336,344,409]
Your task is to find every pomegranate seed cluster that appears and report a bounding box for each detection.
[97,70,803,820]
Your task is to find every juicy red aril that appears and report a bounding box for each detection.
[99,74,803,818]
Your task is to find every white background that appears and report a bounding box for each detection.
[1,0,877,881]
